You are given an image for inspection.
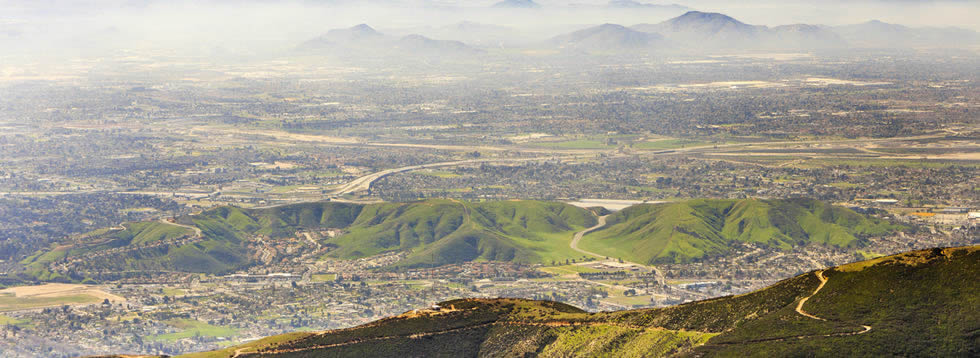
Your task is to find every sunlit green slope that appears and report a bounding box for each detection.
[580,198,899,264]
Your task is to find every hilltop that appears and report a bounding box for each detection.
[580,198,900,264]
[631,11,767,48]
[178,245,980,357]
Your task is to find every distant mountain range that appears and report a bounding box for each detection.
[549,11,980,53]
[630,11,846,51]
[835,19,980,48]
[299,12,979,57]
[180,245,980,357]
[490,0,689,11]
[297,24,483,57]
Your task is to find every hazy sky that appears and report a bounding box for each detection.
[1,0,977,60]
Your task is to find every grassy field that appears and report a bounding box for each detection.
[160,287,187,296]
[503,230,600,265]
[312,274,337,282]
[539,264,603,276]
[632,138,714,150]
[605,294,655,307]
[0,293,102,312]
[152,319,238,342]
[529,139,615,149]
[0,314,29,326]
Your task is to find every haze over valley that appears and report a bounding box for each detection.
[0,1,977,357]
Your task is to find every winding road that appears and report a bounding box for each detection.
[564,215,677,298]
[158,218,202,238]
[327,156,581,197]
[569,215,609,259]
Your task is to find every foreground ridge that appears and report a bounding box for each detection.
[159,245,978,358]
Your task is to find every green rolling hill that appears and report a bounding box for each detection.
[18,199,596,280]
[323,200,597,268]
[187,199,597,268]
[580,198,900,264]
[18,198,899,282]
[178,245,980,357]
[19,221,200,281]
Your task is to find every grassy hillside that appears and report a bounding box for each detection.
[180,245,979,357]
[19,200,595,280]
[325,199,597,268]
[18,221,204,281]
[189,202,364,240]
[580,198,899,264]
[18,198,901,281]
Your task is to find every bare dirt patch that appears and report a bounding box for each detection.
[0,283,125,311]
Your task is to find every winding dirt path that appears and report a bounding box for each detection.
[795,270,829,320]
[792,270,872,336]
[703,270,873,348]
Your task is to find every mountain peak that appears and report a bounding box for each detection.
[349,24,380,35]
[635,10,761,38]
[672,11,742,25]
